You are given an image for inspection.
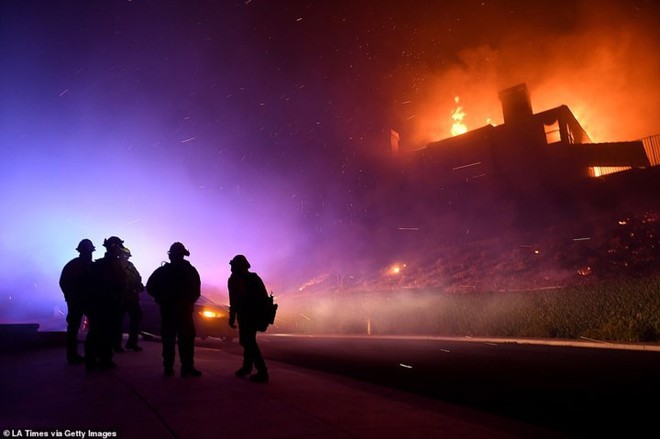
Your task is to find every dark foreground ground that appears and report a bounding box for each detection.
[0,335,564,439]
[246,334,660,438]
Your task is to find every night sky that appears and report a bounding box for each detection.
[1,1,658,319]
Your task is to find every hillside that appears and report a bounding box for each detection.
[294,167,660,296]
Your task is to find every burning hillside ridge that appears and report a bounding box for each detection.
[291,208,659,298]
[292,168,660,297]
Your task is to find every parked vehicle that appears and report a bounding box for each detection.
[138,294,237,342]
[77,294,237,343]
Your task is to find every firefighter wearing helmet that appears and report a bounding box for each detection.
[59,239,96,364]
[228,254,270,382]
[115,246,145,352]
[146,242,202,377]
[84,236,127,371]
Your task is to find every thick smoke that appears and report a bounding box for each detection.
[1,1,658,330]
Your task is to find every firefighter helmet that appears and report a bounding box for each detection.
[76,239,95,253]
[229,254,250,269]
[103,236,124,248]
[168,242,190,256]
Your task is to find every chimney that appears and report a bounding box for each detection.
[498,83,533,124]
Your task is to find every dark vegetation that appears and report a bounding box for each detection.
[276,275,660,342]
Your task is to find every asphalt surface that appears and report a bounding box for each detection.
[0,333,567,439]
[251,334,660,437]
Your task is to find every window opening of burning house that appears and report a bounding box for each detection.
[544,120,561,144]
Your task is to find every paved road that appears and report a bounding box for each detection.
[1,338,565,439]
[205,334,660,437]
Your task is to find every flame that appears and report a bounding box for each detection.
[450,96,468,136]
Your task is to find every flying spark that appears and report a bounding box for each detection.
[452,162,482,171]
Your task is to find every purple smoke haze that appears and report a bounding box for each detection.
[1,1,658,327]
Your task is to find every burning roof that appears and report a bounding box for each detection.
[408,83,650,188]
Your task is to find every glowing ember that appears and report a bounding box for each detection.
[450,96,468,136]
[578,267,592,276]
[387,263,406,276]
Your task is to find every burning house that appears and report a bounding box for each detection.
[383,83,658,242]
[406,83,650,191]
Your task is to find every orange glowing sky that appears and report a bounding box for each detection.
[394,1,660,149]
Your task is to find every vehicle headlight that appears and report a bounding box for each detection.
[199,309,223,319]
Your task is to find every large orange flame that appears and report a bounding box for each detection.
[450,96,468,136]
